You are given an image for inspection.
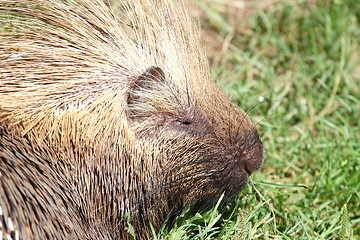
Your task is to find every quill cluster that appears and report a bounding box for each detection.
[0,0,263,239]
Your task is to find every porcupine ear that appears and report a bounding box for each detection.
[127,66,165,104]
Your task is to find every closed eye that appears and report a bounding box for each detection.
[171,116,208,135]
[174,119,192,125]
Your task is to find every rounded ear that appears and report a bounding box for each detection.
[127,66,165,104]
[138,66,165,84]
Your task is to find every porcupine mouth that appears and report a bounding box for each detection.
[165,169,250,231]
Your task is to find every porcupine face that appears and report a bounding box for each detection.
[126,66,264,223]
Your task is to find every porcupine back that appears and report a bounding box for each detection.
[0,0,263,239]
[0,0,208,129]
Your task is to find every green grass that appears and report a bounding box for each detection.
[155,0,360,239]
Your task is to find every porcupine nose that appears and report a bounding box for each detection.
[242,130,264,174]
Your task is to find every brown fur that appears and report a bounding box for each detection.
[0,0,263,239]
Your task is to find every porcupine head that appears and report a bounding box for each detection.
[0,0,263,239]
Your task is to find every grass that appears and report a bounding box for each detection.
[155,0,360,239]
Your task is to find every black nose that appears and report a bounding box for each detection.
[242,130,264,174]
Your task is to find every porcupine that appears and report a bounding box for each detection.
[0,0,264,239]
